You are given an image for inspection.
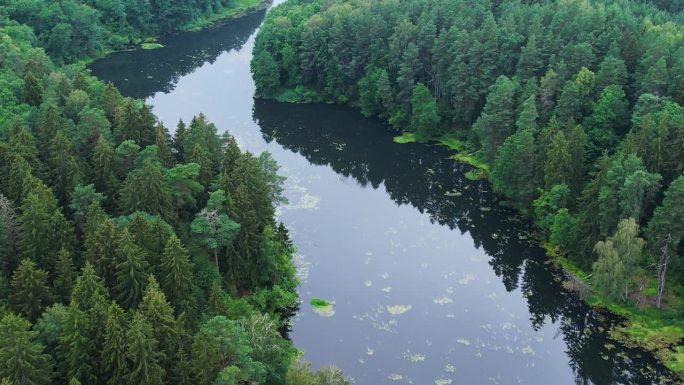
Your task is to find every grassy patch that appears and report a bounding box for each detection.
[273,85,321,103]
[393,132,422,144]
[464,170,485,180]
[181,0,269,31]
[310,298,332,308]
[140,42,164,50]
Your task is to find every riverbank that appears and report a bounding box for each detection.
[180,0,273,31]
[76,0,271,64]
[392,131,684,378]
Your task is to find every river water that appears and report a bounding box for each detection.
[90,6,677,385]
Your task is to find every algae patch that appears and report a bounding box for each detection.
[310,298,335,317]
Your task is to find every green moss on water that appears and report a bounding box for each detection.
[141,43,164,50]
[310,298,332,308]
[393,132,421,144]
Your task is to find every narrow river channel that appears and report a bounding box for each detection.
[90,5,676,385]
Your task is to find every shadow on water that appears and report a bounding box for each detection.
[89,9,266,99]
[252,99,677,385]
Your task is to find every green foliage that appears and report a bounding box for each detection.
[491,129,538,208]
[10,259,52,322]
[410,83,441,139]
[592,218,645,302]
[124,314,165,385]
[0,313,52,385]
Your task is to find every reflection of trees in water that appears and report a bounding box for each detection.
[253,99,677,384]
[89,10,266,99]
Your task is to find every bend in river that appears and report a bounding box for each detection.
[91,7,677,385]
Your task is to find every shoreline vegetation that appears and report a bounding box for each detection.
[251,0,684,378]
[0,0,353,385]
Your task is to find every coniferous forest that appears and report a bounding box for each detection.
[0,1,352,385]
[251,0,684,373]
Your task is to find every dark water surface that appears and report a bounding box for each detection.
[91,6,677,385]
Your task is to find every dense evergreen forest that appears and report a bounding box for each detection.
[252,0,684,371]
[1,0,265,63]
[0,1,352,385]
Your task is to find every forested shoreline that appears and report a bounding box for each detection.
[251,0,684,373]
[1,0,270,63]
[0,1,353,385]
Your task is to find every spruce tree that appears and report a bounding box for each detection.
[543,130,573,189]
[114,230,149,309]
[516,94,538,132]
[0,313,52,385]
[124,314,165,385]
[159,235,193,312]
[53,248,76,303]
[473,75,519,162]
[102,302,128,385]
[10,259,52,322]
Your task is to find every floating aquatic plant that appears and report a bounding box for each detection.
[310,298,335,317]
[387,304,412,315]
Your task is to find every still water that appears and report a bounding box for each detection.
[90,6,677,385]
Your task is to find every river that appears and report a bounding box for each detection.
[90,5,677,385]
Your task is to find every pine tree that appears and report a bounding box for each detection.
[114,230,149,308]
[46,130,82,206]
[137,277,180,379]
[555,81,581,125]
[596,45,628,90]
[102,302,128,385]
[6,155,33,204]
[646,176,684,255]
[173,120,187,162]
[53,248,76,303]
[19,179,74,269]
[0,195,19,271]
[60,306,98,385]
[516,34,542,79]
[10,259,52,322]
[22,73,43,107]
[491,129,539,208]
[101,82,122,123]
[84,218,119,287]
[155,124,174,168]
[0,313,52,385]
[410,83,441,139]
[118,160,174,220]
[473,75,519,163]
[640,57,668,96]
[516,94,538,132]
[91,135,119,204]
[573,67,596,114]
[70,263,109,312]
[189,144,213,191]
[159,235,193,313]
[543,130,573,189]
[124,314,165,385]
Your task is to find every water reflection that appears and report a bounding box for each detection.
[252,100,676,385]
[90,9,266,99]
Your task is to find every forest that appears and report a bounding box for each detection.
[251,0,684,370]
[1,0,266,63]
[0,1,352,385]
